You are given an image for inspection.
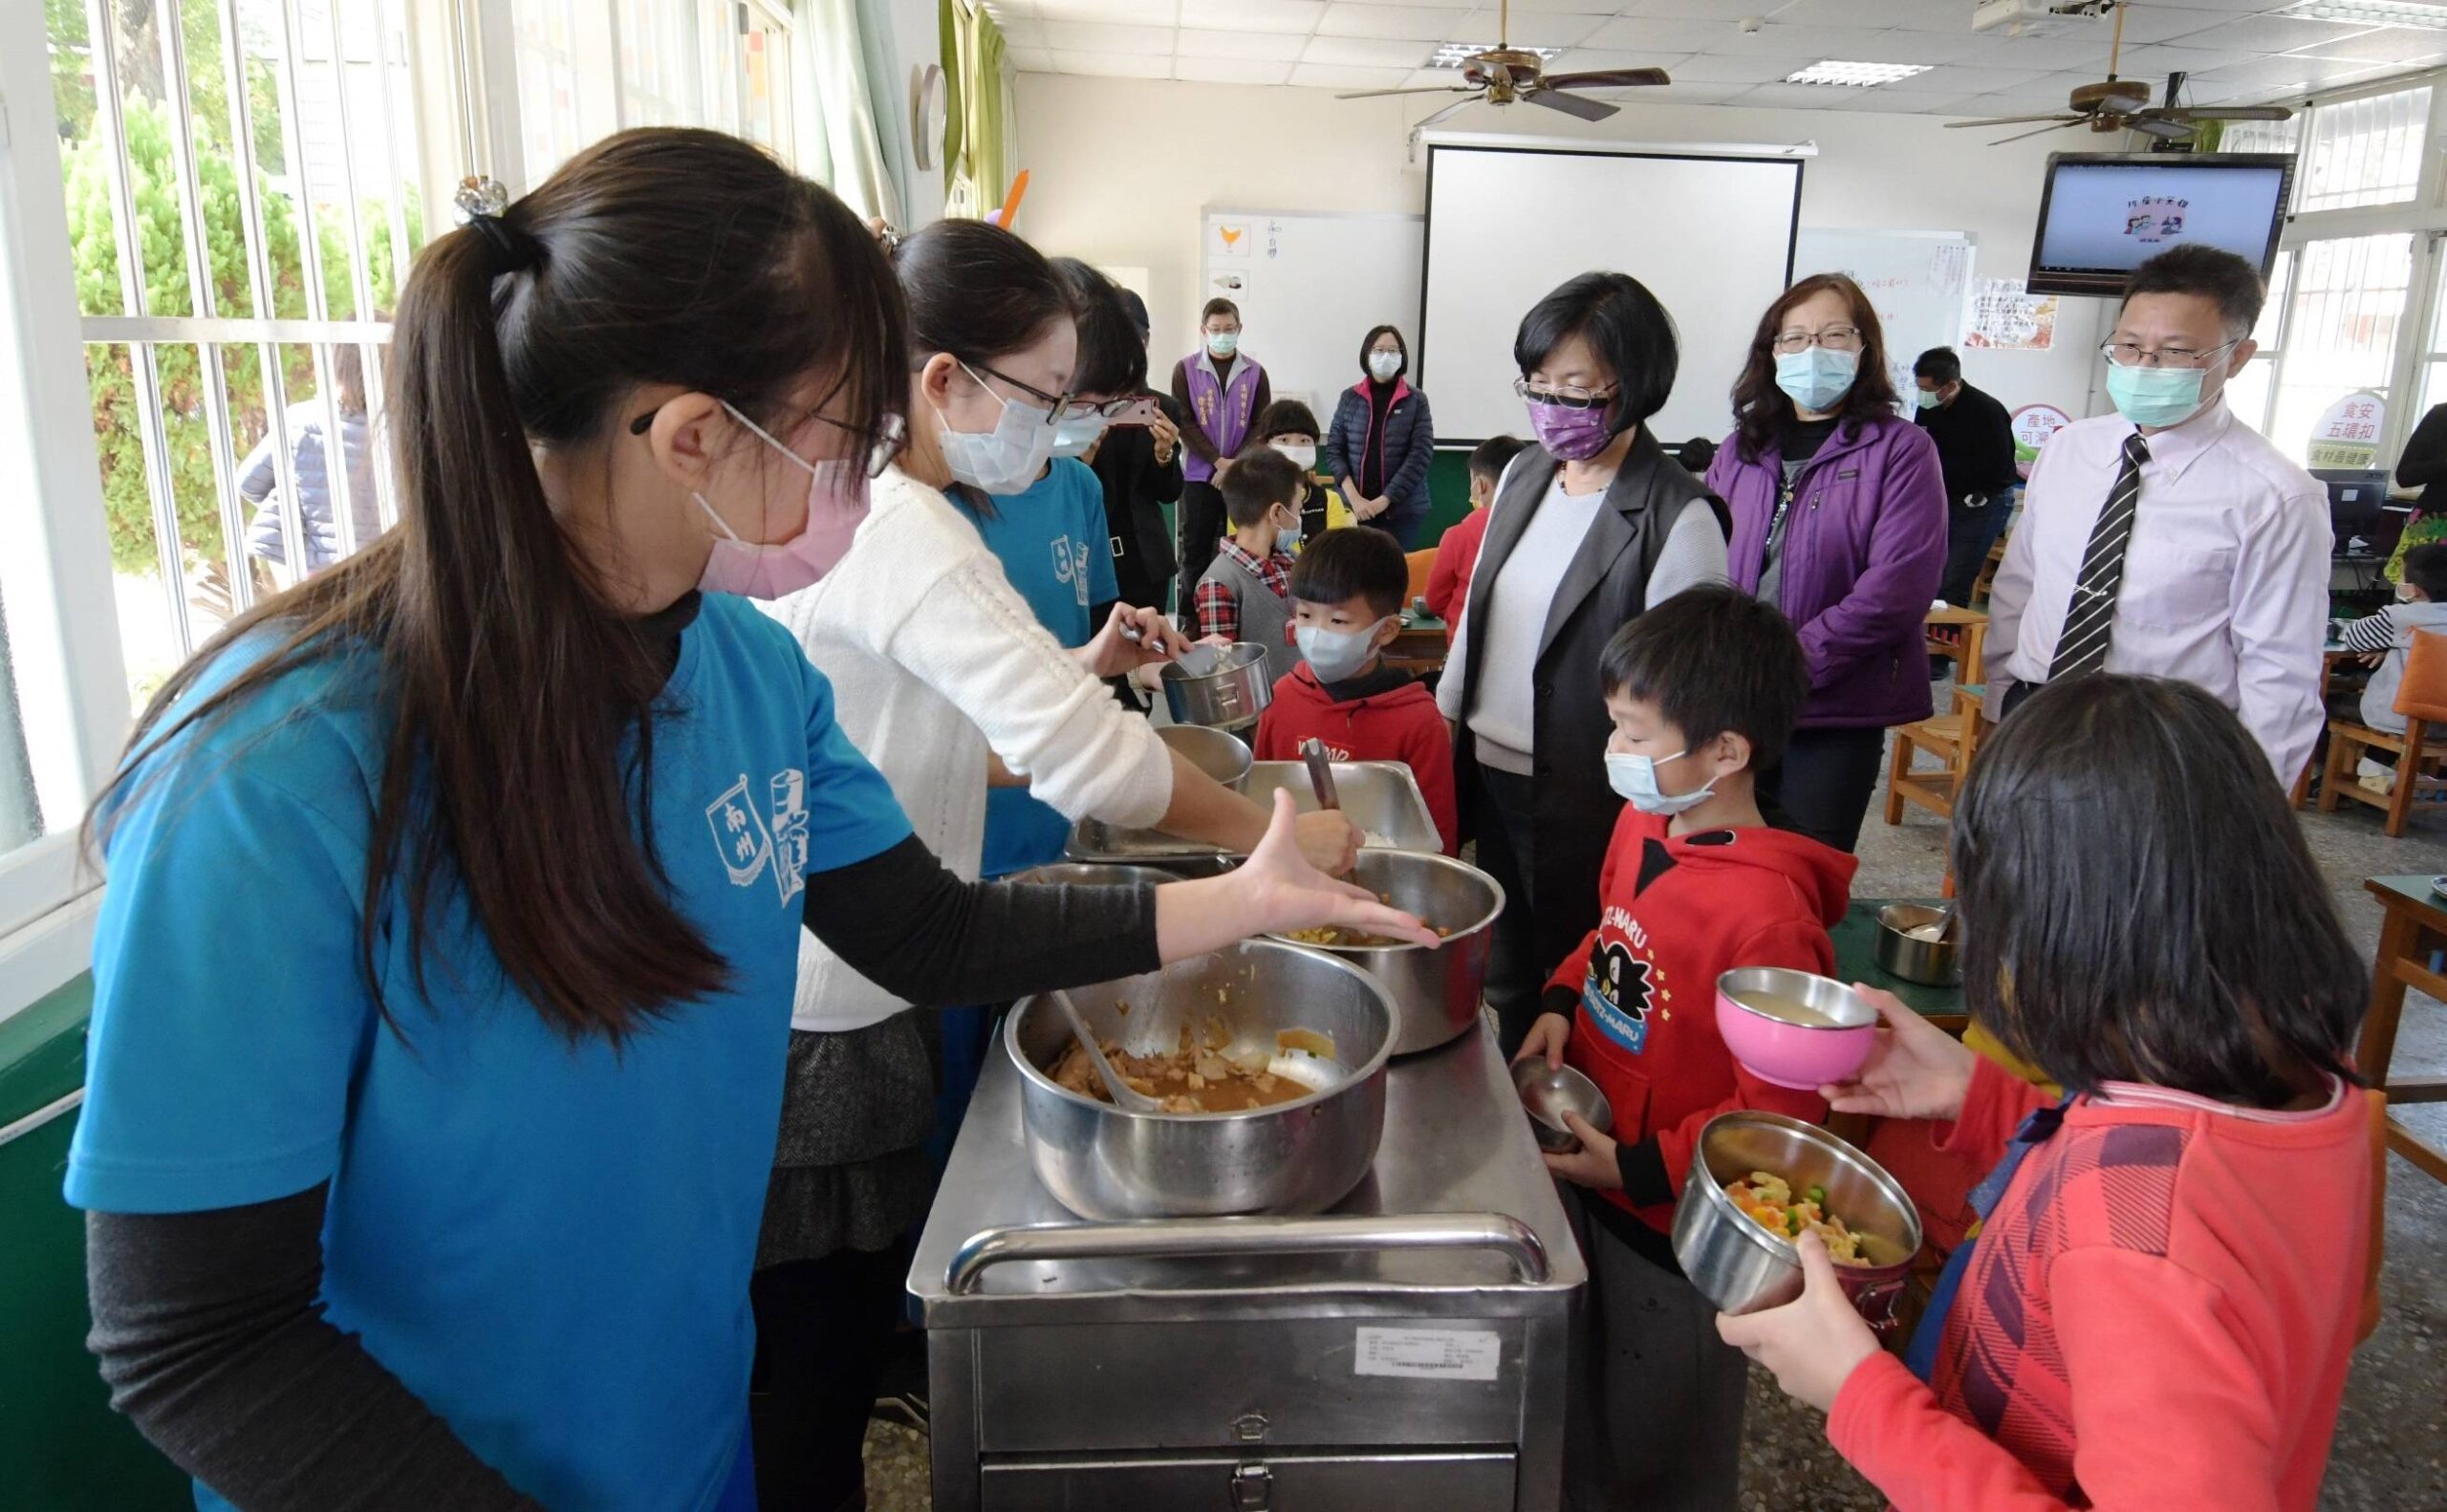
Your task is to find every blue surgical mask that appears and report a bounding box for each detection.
[1295,617,1390,682]
[1050,414,1108,459]
[2105,363,2207,430]
[1207,331,1240,358]
[1914,388,1942,412]
[1775,347,1858,413]
[1605,748,1716,816]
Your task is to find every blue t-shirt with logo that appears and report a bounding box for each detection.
[66,593,911,1512]
[959,458,1118,877]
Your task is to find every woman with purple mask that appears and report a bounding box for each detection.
[1436,271,1731,1053]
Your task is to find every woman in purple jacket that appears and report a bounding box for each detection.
[1706,273,1945,852]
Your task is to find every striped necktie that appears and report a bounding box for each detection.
[2048,432,2150,682]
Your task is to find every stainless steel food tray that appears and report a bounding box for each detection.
[1068,760,1440,862]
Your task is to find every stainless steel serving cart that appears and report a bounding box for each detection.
[908,1022,1587,1511]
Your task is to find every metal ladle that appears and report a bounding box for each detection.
[1047,987,1163,1113]
[1301,737,1341,811]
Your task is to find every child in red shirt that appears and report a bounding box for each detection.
[1517,585,1856,1509]
[1253,528,1458,853]
[1422,435,1525,623]
[1721,676,2374,1512]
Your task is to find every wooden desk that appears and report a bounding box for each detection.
[2359,876,2447,1185]
[1924,605,1988,685]
[1385,610,1449,674]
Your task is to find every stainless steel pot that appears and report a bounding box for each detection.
[1267,850,1504,1056]
[1159,641,1272,732]
[1873,903,1963,986]
[1156,723,1252,790]
[1006,940,1397,1219]
[1670,1111,1922,1326]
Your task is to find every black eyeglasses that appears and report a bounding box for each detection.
[628,402,907,480]
[961,357,1072,428]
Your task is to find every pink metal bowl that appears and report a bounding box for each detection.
[1715,967,1877,1091]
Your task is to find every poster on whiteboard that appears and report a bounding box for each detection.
[1792,229,1973,407]
[1966,278,2061,351]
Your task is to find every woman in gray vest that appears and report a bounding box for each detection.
[1436,272,1730,1053]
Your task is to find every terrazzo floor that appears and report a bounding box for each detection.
[858,734,2447,1511]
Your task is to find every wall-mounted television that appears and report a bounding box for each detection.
[2026,152,2295,298]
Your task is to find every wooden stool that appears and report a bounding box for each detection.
[1971,533,2008,609]
[1886,684,1988,828]
[2318,630,2447,837]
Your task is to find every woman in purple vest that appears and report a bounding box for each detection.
[1171,296,1272,613]
[1705,273,1946,853]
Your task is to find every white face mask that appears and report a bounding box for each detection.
[1605,747,1716,816]
[1050,414,1109,460]
[1368,351,1402,382]
[1270,440,1318,470]
[935,360,1059,494]
[1296,616,1390,682]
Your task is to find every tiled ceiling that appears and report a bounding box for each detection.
[982,0,2447,117]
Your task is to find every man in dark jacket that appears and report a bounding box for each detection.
[1914,347,2023,606]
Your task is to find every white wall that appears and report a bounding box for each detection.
[1012,74,2111,425]
[876,0,946,227]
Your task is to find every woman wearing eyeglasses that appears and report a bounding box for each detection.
[1435,272,1731,1054]
[1707,273,1946,853]
[755,220,1364,1509]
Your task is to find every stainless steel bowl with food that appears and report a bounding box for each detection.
[1267,850,1504,1056]
[1873,902,1962,986]
[1155,723,1253,791]
[1671,1111,1922,1324]
[1006,939,1397,1219]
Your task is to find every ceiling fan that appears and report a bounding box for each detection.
[1949,2,2292,145]
[1334,0,1669,128]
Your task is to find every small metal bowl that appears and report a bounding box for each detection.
[1510,1058,1613,1154]
[1873,903,1963,986]
[1156,723,1253,791]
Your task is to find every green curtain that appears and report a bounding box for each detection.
[798,0,899,225]
[940,0,1011,215]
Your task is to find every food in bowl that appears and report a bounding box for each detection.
[1715,968,1878,1091]
[1722,1170,1871,1265]
[1283,894,1453,948]
[1725,987,1846,1028]
[1049,1020,1342,1113]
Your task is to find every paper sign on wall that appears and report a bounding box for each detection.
[1353,1326,1502,1382]
[2308,391,2387,470]
[2010,402,2073,480]
[1967,279,2059,352]
[1212,222,1250,260]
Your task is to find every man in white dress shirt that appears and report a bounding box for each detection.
[1987,245,2330,782]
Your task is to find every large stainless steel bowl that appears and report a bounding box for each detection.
[1156,723,1253,790]
[1006,939,1397,1219]
[1159,640,1273,732]
[1007,862,1176,891]
[1266,850,1503,1055]
[1671,1111,1921,1325]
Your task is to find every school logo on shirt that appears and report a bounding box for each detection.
[1050,534,1094,608]
[704,770,810,905]
[1582,906,1664,1055]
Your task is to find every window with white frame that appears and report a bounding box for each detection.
[511,0,800,190]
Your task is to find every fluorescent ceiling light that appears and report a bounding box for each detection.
[1428,42,1566,69]
[1785,59,1937,87]
[2284,0,2447,27]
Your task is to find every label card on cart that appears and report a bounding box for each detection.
[1353,1327,1503,1382]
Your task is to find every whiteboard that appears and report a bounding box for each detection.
[1791,229,1975,407]
[1420,145,1803,446]
[1200,210,1424,422]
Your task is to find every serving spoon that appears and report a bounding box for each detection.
[1047,987,1163,1113]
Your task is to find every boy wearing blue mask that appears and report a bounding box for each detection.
[1515,583,1854,1512]
[1253,528,1457,853]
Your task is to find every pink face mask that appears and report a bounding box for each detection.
[693,403,871,600]
[1524,397,1617,462]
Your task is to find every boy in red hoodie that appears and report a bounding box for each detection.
[1252,528,1458,853]
[1516,584,1855,1511]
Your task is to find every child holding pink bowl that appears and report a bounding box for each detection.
[1721,675,2372,1512]
[1514,584,1856,1510]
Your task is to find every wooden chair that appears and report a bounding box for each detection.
[1924,615,1986,686]
[2317,630,2447,837]
[1971,535,2008,609]
[1885,683,1988,828]
[1403,549,1437,609]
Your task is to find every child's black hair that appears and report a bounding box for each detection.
[1290,527,1408,620]
[1954,675,2365,1109]
[1221,444,1304,529]
[2403,542,2447,602]
[1254,399,1322,444]
[1676,436,1717,476]
[1597,584,1807,770]
[1468,434,1527,489]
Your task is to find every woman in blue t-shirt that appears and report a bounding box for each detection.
[67,131,1426,1512]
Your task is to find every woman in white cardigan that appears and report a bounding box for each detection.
[750,222,1358,1502]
